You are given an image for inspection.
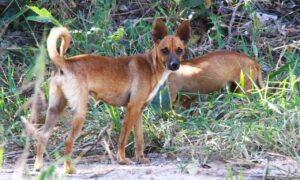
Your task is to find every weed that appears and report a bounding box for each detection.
[175,158,188,174]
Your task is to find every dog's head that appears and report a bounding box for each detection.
[152,19,191,71]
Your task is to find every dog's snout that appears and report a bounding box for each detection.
[170,60,179,70]
[168,57,180,71]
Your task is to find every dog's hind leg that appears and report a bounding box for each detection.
[64,94,88,174]
[34,80,67,171]
[244,80,253,95]
[181,95,196,109]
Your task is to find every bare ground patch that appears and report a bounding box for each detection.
[2,153,300,179]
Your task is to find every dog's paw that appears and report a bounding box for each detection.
[64,163,76,174]
[137,157,150,164]
[33,161,42,172]
[118,158,132,165]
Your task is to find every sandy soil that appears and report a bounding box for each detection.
[2,153,300,179]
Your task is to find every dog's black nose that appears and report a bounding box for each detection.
[169,60,179,71]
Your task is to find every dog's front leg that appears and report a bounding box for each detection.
[118,103,144,165]
[133,109,150,164]
[168,75,179,103]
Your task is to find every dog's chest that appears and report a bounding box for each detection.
[147,71,171,102]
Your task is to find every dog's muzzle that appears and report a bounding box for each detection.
[167,56,180,71]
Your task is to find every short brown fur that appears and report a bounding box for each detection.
[169,51,264,107]
[34,19,191,174]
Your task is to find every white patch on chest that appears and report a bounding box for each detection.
[147,70,171,102]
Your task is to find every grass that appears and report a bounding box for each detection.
[1,0,300,178]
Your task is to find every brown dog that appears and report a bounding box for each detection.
[168,51,264,107]
[34,19,191,173]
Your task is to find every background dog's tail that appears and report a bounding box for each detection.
[47,27,71,68]
[256,67,265,90]
[256,65,281,94]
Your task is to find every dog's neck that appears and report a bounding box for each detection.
[150,47,166,79]
[145,48,170,102]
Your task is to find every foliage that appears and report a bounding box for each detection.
[26,6,61,26]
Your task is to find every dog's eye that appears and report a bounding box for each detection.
[176,48,183,55]
[161,48,169,55]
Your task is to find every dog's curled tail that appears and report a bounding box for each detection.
[47,27,71,68]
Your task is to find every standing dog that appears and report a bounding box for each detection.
[34,19,191,173]
[168,51,264,107]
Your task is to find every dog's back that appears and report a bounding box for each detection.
[169,51,264,103]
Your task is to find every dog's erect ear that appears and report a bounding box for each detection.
[176,20,191,44]
[152,18,168,44]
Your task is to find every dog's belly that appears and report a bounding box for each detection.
[180,75,225,94]
[89,90,130,107]
[90,84,130,106]
[87,68,132,106]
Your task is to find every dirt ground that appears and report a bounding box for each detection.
[2,153,300,179]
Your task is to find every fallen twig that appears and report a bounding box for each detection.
[75,125,110,164]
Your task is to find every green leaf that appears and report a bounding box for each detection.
[240,70,245,90]
[39,164,56,180]
[27,6,52,17]
[0,147,3,171]
[104,104,121,131]
[268,62,291,79]
[110,27,126,41]
[253,13,259,32]
[252,42,258,58]
[26,16,53,23]
[174,0,181,5]
[0,88,4,110]
[240,36,249,55]
[39,171,46,180]
[46,165,56,177]
[289,66,295,91]
[209,14,224,49]
[26,6,61,26]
